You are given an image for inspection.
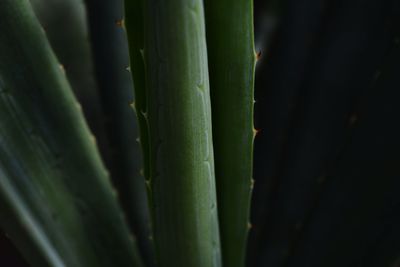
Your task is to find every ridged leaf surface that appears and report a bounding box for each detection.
[0,1,143,266]
[204,1,256,266]
[125,0,222,266]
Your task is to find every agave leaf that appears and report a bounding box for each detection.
[28,0,109,155]
[125,0,222,266]
[84,0,154,265]
[0,1,143,266]
[203,1,256,266]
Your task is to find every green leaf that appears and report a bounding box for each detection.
[204,0,256,266]
[0,1,143,266]
[29,0,108,146]
[84,0,155,265]
[125,0,222,266]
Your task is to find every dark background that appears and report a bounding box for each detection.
[250,0,400,266]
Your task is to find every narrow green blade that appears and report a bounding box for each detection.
[125,0,222,266]
[84,0,154,265]
[28,0,110,159]
[0,1,143,266]
[204,0,257,266]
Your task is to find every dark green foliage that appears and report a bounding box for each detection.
[0,231,28,266]
[1,0,399,266]
[204,1,256,266]
[83,0,154,265]
[251,0,400,266]
[125,0,221,266]
[0,0,143,266]
[285,6,400,266]
[29,0,108,153]
[249,0,330,263]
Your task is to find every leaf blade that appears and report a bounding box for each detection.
[0,1,143,266]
